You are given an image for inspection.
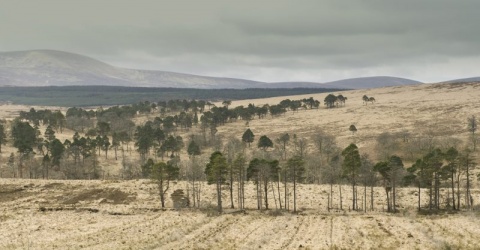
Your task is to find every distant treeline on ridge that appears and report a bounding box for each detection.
[0,85,344,107]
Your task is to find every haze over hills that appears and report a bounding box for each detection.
[0,50,264,89]
[324,76,422,89]
[441,77,480,84]
[0,49,425,89]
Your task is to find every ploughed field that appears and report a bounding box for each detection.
[2,178,480,250]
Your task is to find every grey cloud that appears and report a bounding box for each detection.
[1,0,480,83]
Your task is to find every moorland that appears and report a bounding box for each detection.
[1,82,480,249]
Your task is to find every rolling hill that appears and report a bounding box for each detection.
[324,76,422,89]
[2,81,480,249]
[441,77,480,84]
[0,50,264,89]
[0,50,423,89]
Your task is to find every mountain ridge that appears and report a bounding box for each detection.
[324,76,422,89]
[441,77,480,84]
[0,49,424,89]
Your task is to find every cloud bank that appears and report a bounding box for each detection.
[1,0,479,83]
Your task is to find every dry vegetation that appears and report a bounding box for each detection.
[2,178,480,249]
[2,82,480,249]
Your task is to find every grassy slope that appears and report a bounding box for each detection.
[2,82,480,249]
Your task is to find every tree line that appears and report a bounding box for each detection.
[1,95,478,215]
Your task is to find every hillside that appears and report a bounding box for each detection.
[324,76,422,89]
[0,50,263,89]
[0,50,422,89]
[212,82,479,162]
[442,77,480,84]
[1,82,480,172]
[2,81,480,249]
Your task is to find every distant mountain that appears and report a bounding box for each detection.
[0,50,265,89]
[323,76,422,89]
[0,50,422,89]
[441,77,480,83]
[266,82,339,89]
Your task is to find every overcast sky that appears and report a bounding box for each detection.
[1,0,479,83]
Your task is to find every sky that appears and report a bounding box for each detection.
[1,0,480,83]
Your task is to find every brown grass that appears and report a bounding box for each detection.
[2,82,480,249]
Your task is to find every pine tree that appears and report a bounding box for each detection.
[444,147,459,210]
[205,151,228,213]
[232,153,247,209]
[388,155,404,212]
[0,124,6,153]
[373,161,391,211]
[247,158,279,210]
[258,135,273,151]
[287,155,305,213]
[44,125,57,142]
[277,133,290,160]
[467,115,477,150]
[187,140,201,157]
[50,139,65,167]
[12,121,36,153]
[342,143,361,210]
[151,161,179,208]
[111,132,120,160]
[242,128,254,147]
[324,94,338,108]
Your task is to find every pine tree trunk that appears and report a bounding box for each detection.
[418,184,421,211]
[217,180,222,213]
[467,163,471,209]
[197,183,202,207]
[256,177,261,210]
[327,193,330,212]
[457,173,461,210]
[271,181,277,209]
[392,178,396,212]
[237,176,241,209]
[473,132,476,151]
[364,184,367,213]
[370,185,374,211]
[192,178,196,208]
[339,185,343,210]
[428,182,433,210]
[264,178,269,210]
[330,183,333,211]
[284,172,288,211]
[230,168,234,209]
[352,183,355,211]
[451,170,456,210]
[160,179,165,208]
[19,157,23,178]
[386,189,390,212]
[241,173,245,209]
[277,175,282,210]
[293,165,297,213]
[435,173,438,209]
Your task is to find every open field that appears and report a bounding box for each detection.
[2,178,480,250]
[2,82,480,249]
